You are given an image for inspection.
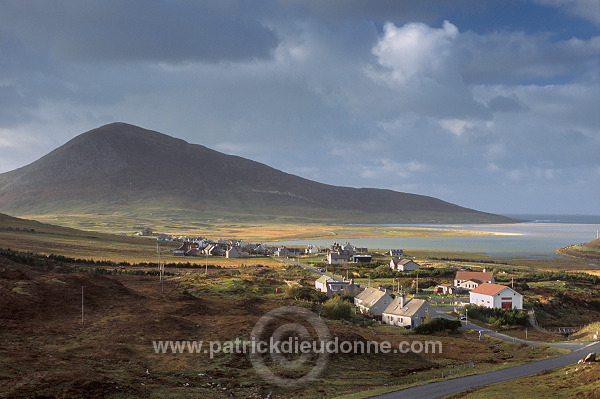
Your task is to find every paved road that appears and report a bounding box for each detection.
[373,341,600,399]
[373,317,598,399]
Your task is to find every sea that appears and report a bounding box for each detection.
[268,214,600,260]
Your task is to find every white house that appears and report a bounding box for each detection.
[315,275,361,297]
[305,245,320,254]
[226,246,247,258]
[454,270,494,290]
[389,249,403,257]
[390,259,420,271]
[275,247,301,257]
[315,275,330,292]
[382,296,433,328]
[354,287,393,318]
[341,242,354,253]
[469,283,523,310]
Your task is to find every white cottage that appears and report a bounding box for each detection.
[454,270,494,290]
[354,287,393,318]
[390,259,420,271]
[469,283,523,310]
[382,296,433,328]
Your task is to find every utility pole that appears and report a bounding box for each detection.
[156,242,160,271]
[157,242,164,293]
[416,271,419,296]
[81,286,84,325]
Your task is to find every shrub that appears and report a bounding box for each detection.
[283,286,328,303]
[464,304,528,327]
[321,296,353,320]
[414,317,461,334]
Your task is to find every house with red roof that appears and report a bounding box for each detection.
[454,270,494,290]
[469,283,523,310]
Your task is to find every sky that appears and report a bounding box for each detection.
[0,0,599,215]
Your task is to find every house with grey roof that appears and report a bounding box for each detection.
[382,296,433,328]
[226,246,247,258]
[390,258,420,271]
[315,275,361,297]
[328,251,349,264]
[354,287,393,318]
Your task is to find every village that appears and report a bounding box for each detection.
[151,231,525,332]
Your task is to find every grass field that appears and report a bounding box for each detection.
[17,213,496,239]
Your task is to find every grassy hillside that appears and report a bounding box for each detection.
[0,252,569,399]
[556,238,600,260]
[0,212,179,263]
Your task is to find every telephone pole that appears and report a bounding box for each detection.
[157,242,164,293]
[81,286,84,325]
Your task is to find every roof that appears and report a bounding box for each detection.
[391,258,417,266]
[327,280,351,286]
[455,271,493,282]
[383,297,429,317]
[355,287,378,301]
[329,252,348,259]
[356,287,389,306]
[470,282,511,296]
[316,275,332,284]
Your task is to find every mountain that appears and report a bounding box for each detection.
[0,123,515,224]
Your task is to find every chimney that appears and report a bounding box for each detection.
[399,295,405,308]
[483,268,486,273]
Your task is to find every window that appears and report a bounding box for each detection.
[501,301,512,309]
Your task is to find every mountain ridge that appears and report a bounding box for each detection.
[0,123,516,224]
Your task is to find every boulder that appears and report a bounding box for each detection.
[582,353,596,363]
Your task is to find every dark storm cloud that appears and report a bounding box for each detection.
[0,0,598,214]
[0,0,278,63]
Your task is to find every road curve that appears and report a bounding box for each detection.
[372,340,600,399]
